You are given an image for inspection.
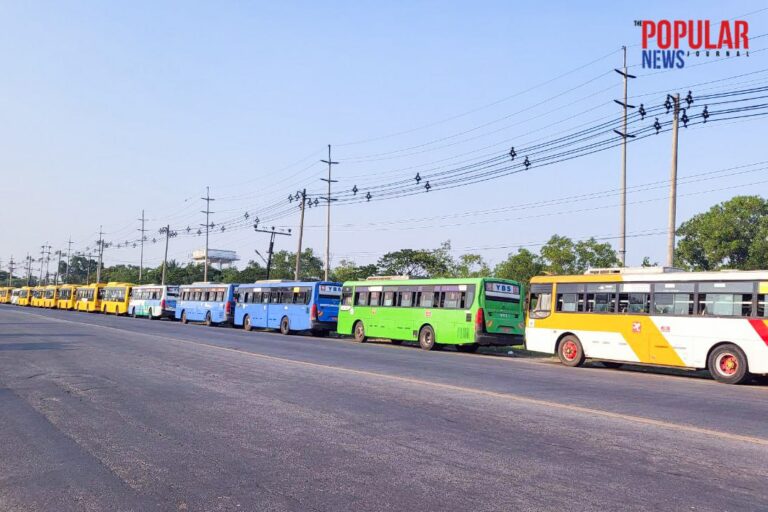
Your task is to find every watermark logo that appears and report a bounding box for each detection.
[637,20,750,69]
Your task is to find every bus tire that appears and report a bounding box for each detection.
[204,312,212,327]
[181,311,188,324]
[708,343,750,384]
[353,321,366,343]
[457,343,479,353]
[279,317,291,335]
[244,315,252,332]
[557,334,585,367]
[418,325,437,351]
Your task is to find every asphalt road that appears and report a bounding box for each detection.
[1,305,767,512]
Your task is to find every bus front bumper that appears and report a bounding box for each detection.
[474,332,524,346]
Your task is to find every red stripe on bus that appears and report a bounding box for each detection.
[748,319,768,346]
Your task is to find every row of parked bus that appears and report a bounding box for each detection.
[2,268,768,384]
[0,277,526,350]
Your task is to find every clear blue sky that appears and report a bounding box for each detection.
[2,1,767,274]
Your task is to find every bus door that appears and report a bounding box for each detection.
[266,287,286,329]
[252,289,268,328]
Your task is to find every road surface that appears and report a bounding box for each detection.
[1,305,766,511]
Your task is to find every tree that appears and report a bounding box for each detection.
[539,235,578,274]
[377,246,453,278]
[675,195,768,270]
[493,248,544,285]
[539,235,619,274]
[269,248,324,280]
[574,237,620,270]
[453,254,490,278]
[332,259,378,282]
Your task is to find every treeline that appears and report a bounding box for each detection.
[3,195,766,287]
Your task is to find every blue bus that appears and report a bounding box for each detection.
[176,283,237,326]
[234,281,342,335]
[129,285,179,319]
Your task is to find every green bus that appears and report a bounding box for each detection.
[337,277,525,351]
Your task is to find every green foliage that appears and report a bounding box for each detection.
[675,195,768,270]
[493,248,543,285]
[331,259,378,282]
[376,241,454,277]
[453,254,491,278]
[268,248,324,280]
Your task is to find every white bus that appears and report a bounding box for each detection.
[526,268,768,384]
[128,285,179,319]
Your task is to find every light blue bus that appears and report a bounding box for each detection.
[176,282,237,326]
[129,285,179,319]
[234,281,342,335]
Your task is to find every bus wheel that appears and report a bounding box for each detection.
[181,311,188,324]
[279,317,291,335]
[244,315,252,332]
[353,321,366,343]
[708,344,750,384]
[457,343,479,353]
[204,312,212,327]
[418,325,437,351]
[557,335,585,367]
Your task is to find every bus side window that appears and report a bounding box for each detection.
[383,291,394,307]
[355,291,368,306]
[758,294,767,317]
[529,284,553,318]
[369,291,381,306]
[400,292,413,307]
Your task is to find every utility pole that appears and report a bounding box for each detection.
[25,254,32,285]
[138,209,147,283]
[159,225,177,286]
[667,93,680,268]
[65,236,73,284]
[614,46,636,266]
[39,244,51,284]
[44,245,52,285]
[96,226,105,283]
[53,250,63,285]
[320,144,339,280]
[254,224,291,280]
[201,187,215,281]
[8,256,14,287]
[85,252,92,285]
[294,189,307,280]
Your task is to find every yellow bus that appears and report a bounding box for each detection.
[0,287,11,304]
[42,285,60,308]
[17,286,33,306]
[101,282,133,315]
[56,285,79,310]
[31,286,46,307]
[10,288,22,305]
[74,283,106,312]
[526,267,768,384]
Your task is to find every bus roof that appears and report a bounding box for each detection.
[531,269,768,284]
[239,280,340,288]
[341,277,520,287]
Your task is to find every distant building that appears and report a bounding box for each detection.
[191,249,239,270]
